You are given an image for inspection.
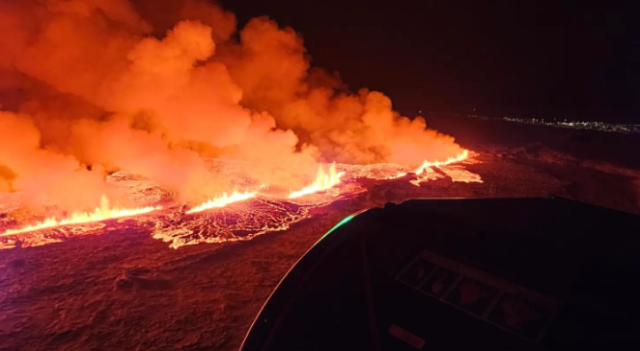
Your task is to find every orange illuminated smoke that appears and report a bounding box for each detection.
[0,195,161,236]
[289,163,345,198]
[414,150,470,175]
[186,191,256,214]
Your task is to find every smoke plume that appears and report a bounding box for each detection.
[0,0,464,210]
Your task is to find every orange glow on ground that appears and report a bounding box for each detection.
[0,195,161,236]
[186,191,256,214]
[289,163,345,198]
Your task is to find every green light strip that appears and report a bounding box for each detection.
[314,214,355,246]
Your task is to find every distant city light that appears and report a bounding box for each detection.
[466,115,639,134]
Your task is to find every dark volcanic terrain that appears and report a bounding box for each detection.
[1,119,639,350]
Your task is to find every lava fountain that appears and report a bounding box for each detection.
[289,163,345,199]
[187,191,257,214]
[0,195,161,237]
[414,150,470,175]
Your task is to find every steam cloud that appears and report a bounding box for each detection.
[0,0,464,210]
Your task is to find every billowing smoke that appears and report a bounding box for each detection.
[0,0,464,210]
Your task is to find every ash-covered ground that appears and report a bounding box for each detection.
[1,120,640,350]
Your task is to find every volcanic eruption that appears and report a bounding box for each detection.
[0,0,481,249]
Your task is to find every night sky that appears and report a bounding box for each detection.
[227,0,638,123]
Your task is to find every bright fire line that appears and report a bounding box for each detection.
[414,149,470,175]
[0,195,161,236]
[289,163,345,199]
[186,191,256,214]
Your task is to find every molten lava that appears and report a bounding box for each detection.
[386,172,408,180]
[414,150,470,175]
[0,195,161,236]
[438,165,483,183]
[410,166,444,186]
[186,191,257,214]
[0,155,483,250]
[410,150,483,185]
[289,163,345,199]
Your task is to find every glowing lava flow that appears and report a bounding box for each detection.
[0,195,161,236]
[186,191,256,214]
[414,149,470,175]
[289,163,345,199]
[386,172,408,180]
[438,165,483,183]
[410,149,483,185]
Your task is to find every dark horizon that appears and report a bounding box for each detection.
[225,0,638,123]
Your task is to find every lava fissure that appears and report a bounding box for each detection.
[0,0,482,249]
[0,153,481,246]
[1,195,162,237]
